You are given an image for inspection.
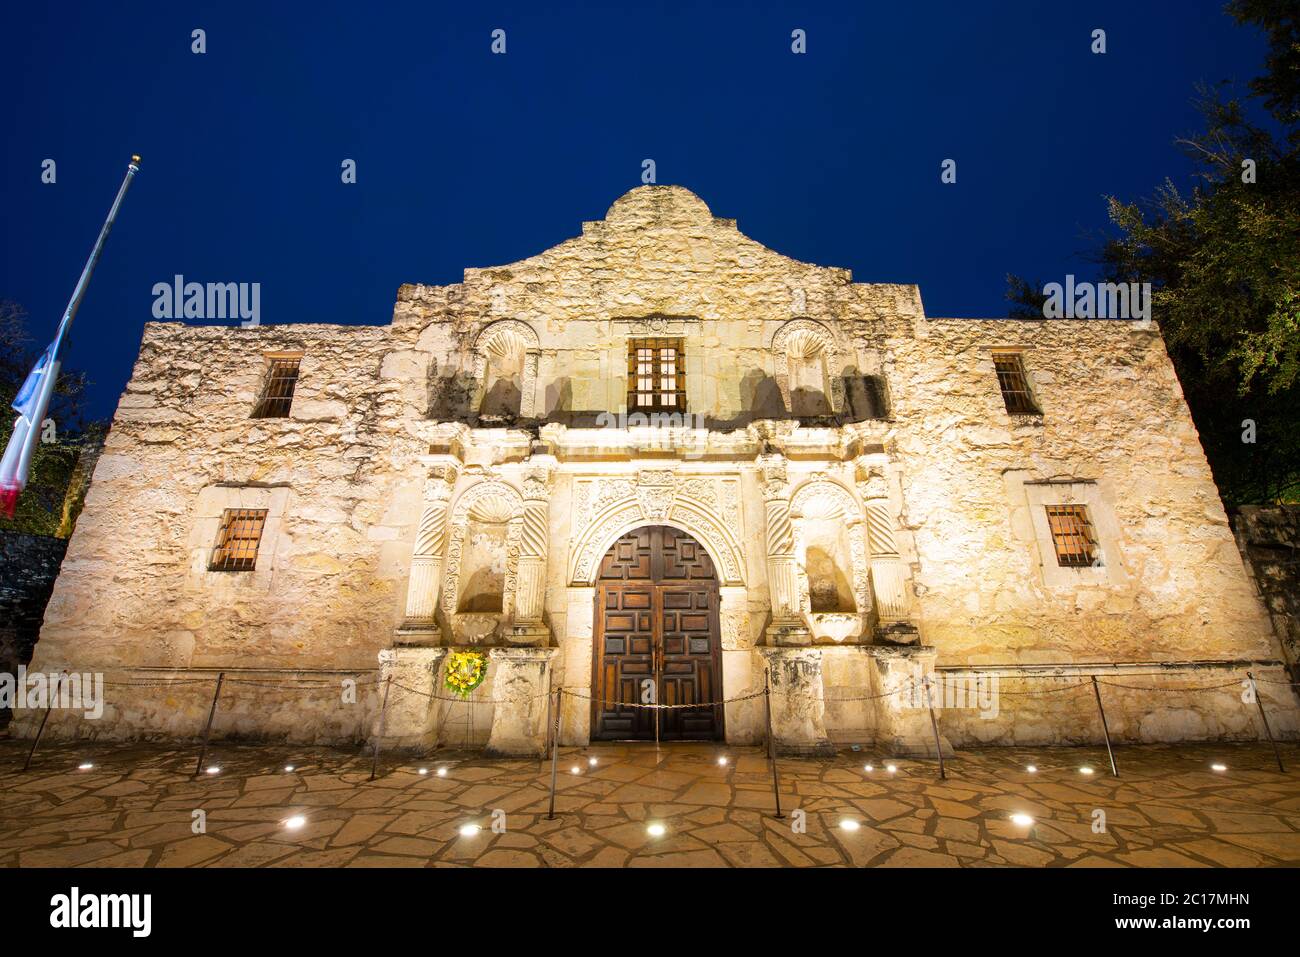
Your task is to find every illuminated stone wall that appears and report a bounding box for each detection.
[25,186,1297,749]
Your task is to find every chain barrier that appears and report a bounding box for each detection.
[390,681,553,706]
[1095,678,1246,692]
[1249,674,1300,686]
[971,681,1091,697]
[558,687,768,709]
[14,663,1295,782]
[101,673,378,690]
[822,681,920,704]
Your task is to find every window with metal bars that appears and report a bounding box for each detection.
[626,338,685,413]
[993,352,1039,415]
[209,509,268,571]
[252,358,301,419]
[1045,504,1097,567]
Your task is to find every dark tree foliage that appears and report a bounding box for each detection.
[1010,1,1300,504]
[0,300,103,536]
[1004,274,1050,320]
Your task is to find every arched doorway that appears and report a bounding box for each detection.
[592,525,724,741]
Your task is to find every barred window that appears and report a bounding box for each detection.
[210,509,268,571]
[993,352,1039,415]
[1045,505,1097,567]
[627,338,685,413]
[252,358,301,419]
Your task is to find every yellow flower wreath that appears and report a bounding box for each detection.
[444,650,488,699]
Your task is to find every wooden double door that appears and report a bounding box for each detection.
[592,525,724,741]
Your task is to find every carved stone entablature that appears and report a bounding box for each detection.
[567,473,745,585]
[612,315,701,337]
[471,319,540,419]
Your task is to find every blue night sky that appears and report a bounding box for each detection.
[0,1,1271,420]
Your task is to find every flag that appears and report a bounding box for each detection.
[0,342,62,518]
[0,153,138,520]
[13,342,58,426]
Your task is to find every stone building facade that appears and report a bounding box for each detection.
[25,186,1299,755]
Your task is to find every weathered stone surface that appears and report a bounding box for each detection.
[23,185,1297,751]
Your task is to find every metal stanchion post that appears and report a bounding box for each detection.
[369,675,392,782]
[764,671,784,819]
[1091,675,1119,777]
[22,673,62,772]
[1247,672,1286,773]
[923,675,946,780]
[542,678,553,770]
[547,688,563,820]
[193,671,225,778]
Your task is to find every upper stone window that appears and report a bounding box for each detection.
[993,351,1040,415]
[209,508,268,571]
[1045,504,1097,567]
[252,356,301,419]
[627,338,685,413]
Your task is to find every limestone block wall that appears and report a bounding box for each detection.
[931,667,1296,747]
[881,318,1296,744]
[27,321,427,742]
[890,319,1276,666]
[21,184,1297,750]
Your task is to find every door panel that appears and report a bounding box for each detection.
[659,585,720,740]
[594,585,657,739]
[592,526,723,742]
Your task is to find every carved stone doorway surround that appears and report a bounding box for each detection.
[563,469,750,745]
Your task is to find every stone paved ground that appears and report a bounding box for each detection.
[1,739,1298,867]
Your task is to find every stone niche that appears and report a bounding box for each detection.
[442,480,524,645]
[378,466,559,755]
[789,478,872,645]
[471,320,540,423]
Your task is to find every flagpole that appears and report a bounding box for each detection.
[0,155,140,517]
[50,154,141,355]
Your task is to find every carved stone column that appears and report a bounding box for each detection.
[856,462,918,645]
[868,645,953,757]
[485,646,559,756]
[760,456,810,646]
[759,647,834,755]
[510,460,555,646]
[401,461,458,631]
[372,647,448,751]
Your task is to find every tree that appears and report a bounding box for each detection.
[1010,1,1300,503]
[1004,274,1049,319]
